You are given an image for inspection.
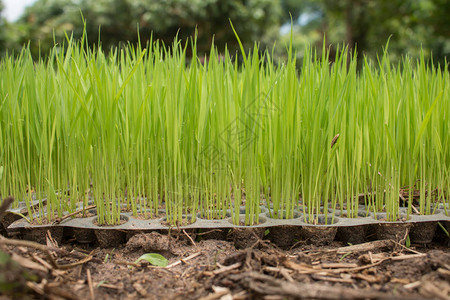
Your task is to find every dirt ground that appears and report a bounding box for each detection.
[1,226,449,300]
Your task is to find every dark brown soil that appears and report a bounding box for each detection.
[336,225,367,245]
[95,229,127,248]
[0,212,23,229]
[196,228,229,240]
[301,226,338,246]
[22,226,64,245]
[409,221,438,244]
[375,223,413,241]
[0,227,449,300]
[232,227,265,249]
[267,225,302,249]
[73,227,96,244]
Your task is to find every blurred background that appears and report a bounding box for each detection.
[0,0,449,65]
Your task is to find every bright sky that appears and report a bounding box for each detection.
[3,0,37,21]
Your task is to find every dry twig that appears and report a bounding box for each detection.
[335,240,393,254]
[166,252,202,269]
[213,262,242,275]
[0,235,95,270]
[198,286,231,300]
[87,269,95,300]
[240,271,395,299]
[0,236,58,268]
[52,204,96,225]
[58,255,93,270]
[182,229,197,247]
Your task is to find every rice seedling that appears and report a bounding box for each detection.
[0,27,448,227]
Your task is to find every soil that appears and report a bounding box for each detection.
[197,212,230,220]
[74,210,96,218]
[267,225,302,249]
[161,217,195,227]
[338,212,369,218]
[375,223,413,241]
[1,213,24,229]
[335,225,367,245]
[301,226,338,246]
[134,211,165,220]
[94,229,127,248]
[30,217,54,226]
[22,226,65,245]
[232,227,265,249]
[93,215,129,227]
[1,227,449,299]
[72,227,97,244]
[410,222,438,244]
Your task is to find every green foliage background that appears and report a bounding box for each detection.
[0,0,449,63]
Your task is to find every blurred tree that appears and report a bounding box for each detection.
[12,0,282,58]
[12,0,88,56]
[320,0,429,59]
[1,0,448,63]
[0,0,5,51]
[278,0,450,65]
[280,0,322,25]
[125,0,281,54]
[422,0,450,63]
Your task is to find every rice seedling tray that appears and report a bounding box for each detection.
[6,205,449,231]
[0,199,44,231]
[3,202,449,248]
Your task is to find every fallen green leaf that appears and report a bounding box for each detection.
[96,280,107,288]
[134,253,168,267]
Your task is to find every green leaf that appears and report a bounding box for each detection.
[0,166,3,181]
[96,280,107,288]
[8,211,31,224]
[0,251,11,264]
[134,253,168,267]
[437,222,450,238]
[229,20,247,65]
[405,235,411,248]
[413,91,443,156]
[114,49,147,105]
